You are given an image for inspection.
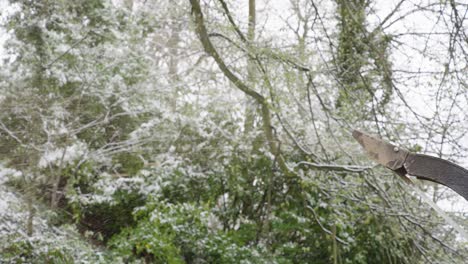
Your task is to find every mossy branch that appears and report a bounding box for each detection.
[189,0,293,176]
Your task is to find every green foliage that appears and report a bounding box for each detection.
[113,152,144,175]
[0,232,110,264]
[110,201,270,264]
[103,138,423,263]
[1,240,35,263]
[79,190,146,242]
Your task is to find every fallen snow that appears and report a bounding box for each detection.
[0,165,113,263]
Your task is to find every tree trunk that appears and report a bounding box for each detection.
[168,19,181,111]
[26,194,35,236]
[244,0,257,134]
[189,0,293,177]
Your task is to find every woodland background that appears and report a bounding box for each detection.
[0,0,467,263]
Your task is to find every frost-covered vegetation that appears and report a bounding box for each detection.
[0,0,467,263]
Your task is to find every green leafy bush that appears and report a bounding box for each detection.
[110,200,272,263]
